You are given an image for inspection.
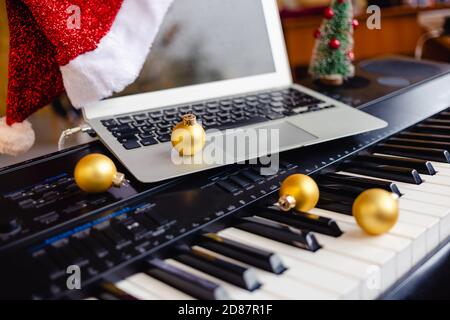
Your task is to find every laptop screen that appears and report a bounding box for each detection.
[114,0,276,98]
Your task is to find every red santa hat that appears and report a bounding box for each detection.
[0,0,173,156]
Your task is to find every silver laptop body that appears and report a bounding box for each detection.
[84,0,386,182]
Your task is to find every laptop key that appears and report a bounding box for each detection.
[158,135,171,143]
[117,116,133,124]
[141,138,158,146]
[122,140,141,150]
[101,119,119,127]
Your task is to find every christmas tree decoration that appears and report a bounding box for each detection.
[74,154,125,193]
[0,0,173,156]
[171,114,206,157]
[313,29,321,39]
[347,51,355,61]
[328,38,341,49]
[323,7,334,19]
[352,19,360,29]
[352,189,399,236]
[277,174,320,212]
[309,0,356,86]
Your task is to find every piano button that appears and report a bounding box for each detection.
[397,131,450,143]
[241,170,264,183]
[388,137,450,151]
[98,226,132,250]
[354,154,436,175]
[145,258,230,300]
[32,250,65,280]
[235,216,321,252]
[79,235,109,259]
[174,247,261,291]
[195,245,360,300]
[60,242,89,267]
[199,233,287,274]
[46,245,72,270]
[166,259,281,300]
[254,206,343,237]
[373,143,450,163]
[317,173,401,196]
[310,208,418,269]
[228,175,251,188]
[112,218,148,242]
[126,273,194,300]
[216,180,239,193]
[115,279,161,300]
[219,228,381,299]
[341,160,423,184]
[413,124,450,135]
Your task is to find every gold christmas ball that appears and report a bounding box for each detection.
[353,189,399,236]
[278,174,319,212]
[74,154,125,193]
[171,114,206,156]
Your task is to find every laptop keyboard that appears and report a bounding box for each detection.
[100,88,335,150]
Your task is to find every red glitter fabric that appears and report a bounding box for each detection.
[5,0,123,125]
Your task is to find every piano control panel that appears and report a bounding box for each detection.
[1,59,450,300]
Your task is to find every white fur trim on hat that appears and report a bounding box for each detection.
[0,117,35,156]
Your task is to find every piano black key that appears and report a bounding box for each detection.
[353,154,436,175]
[397,131,450,143]
[341,160,423,184]
[435,111,450,120]
[412,124,450,135]
[317,191,353,216]
[174,247,261,291]
[317,172,402,196]
[145,258,229,300]
[234,216,321,252]
[388,137,450,151]
[99,283,138,300]
[425,119,450,126]
[373,143,450,163]
[254,206,343,237]
[199,233,287,274]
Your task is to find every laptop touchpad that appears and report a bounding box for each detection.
[219,121,317,161]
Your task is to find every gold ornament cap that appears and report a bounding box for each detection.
[278,195,297,212]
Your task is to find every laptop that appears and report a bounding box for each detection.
[83,0,387,183]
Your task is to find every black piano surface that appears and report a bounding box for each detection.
[1,57,450,300]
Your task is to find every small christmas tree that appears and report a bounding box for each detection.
[309,0,358,86]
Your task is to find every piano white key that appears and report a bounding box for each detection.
[219,228,384,299]
[193,245,360,300]
[165,258,282,300]
[430,162,450,176]
[396,210,440,251]
[126,273,194,300]
[399,199,450,240]
[115,279,161,300]
[311,208,424,265]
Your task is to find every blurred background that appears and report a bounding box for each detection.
[1,0,449,168]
